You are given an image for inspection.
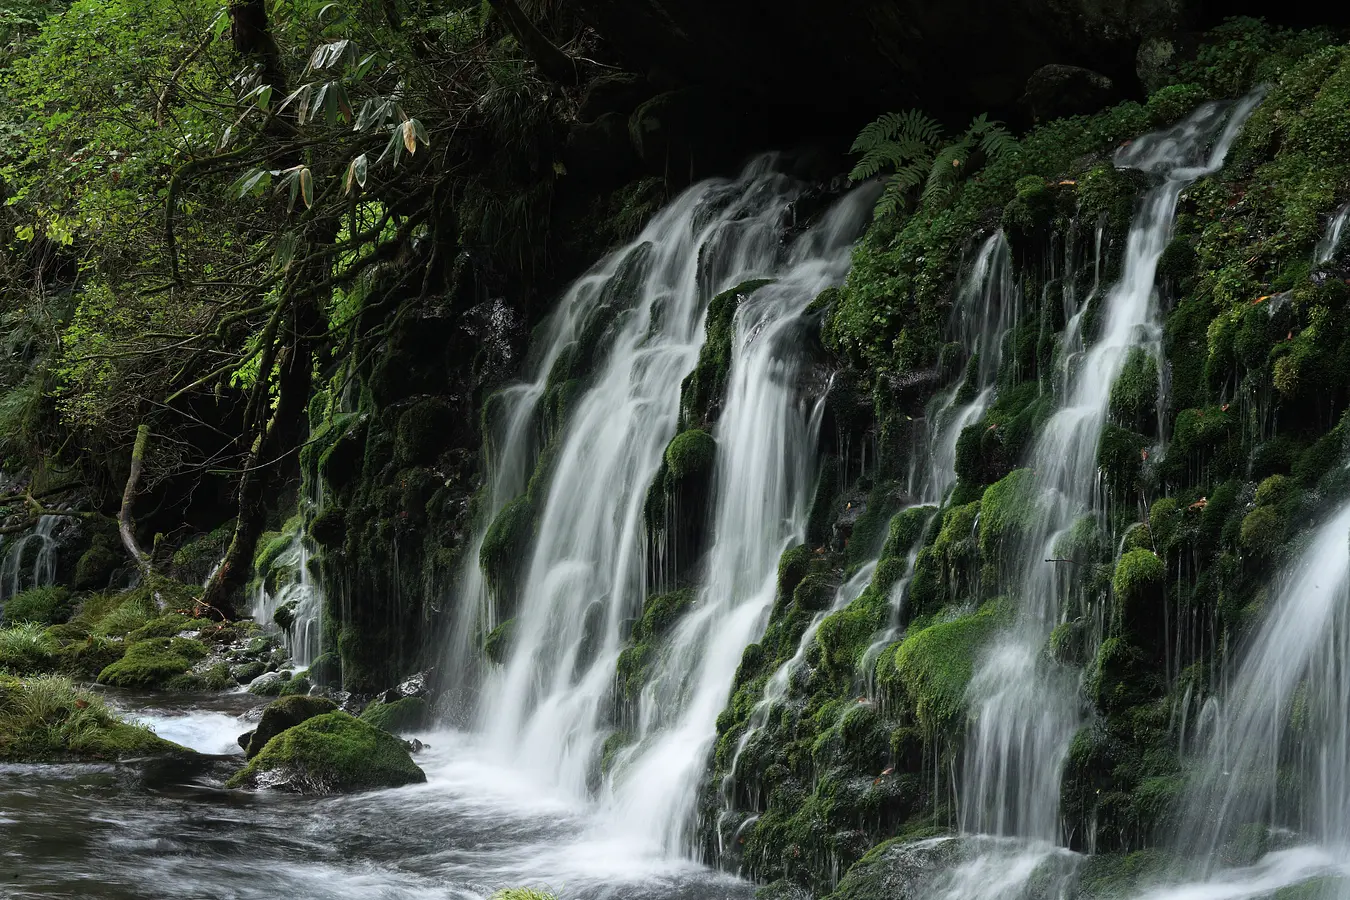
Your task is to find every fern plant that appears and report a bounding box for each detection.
[850,110,1019,217]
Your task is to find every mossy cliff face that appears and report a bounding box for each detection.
[696,19,1350,898]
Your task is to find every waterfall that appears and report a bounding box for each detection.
[1315,202,1350,266]
[959,91,1265,853]
[461,158,872,851]
[1129,495,1350,900]
[251,530,324,667]
[0,514,62,603]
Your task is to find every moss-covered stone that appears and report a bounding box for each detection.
[483,618,516,664]
[680,279,772,428]
[394,398,456,467]
[74,537,119,591]
[228,711,426,793]
[479,495,535,609]
[245,695,338,759]
[880,600,1011,737]
[1109,348,1160,435]
[97,638,210,690]
[1112,549,1165,644]
[360,697,429,734]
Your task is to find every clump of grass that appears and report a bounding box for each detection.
[0,622,58,674]
[0,674,188,761]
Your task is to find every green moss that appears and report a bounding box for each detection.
[883,600,1011,737]
[1,586,72,626]
[97,638,209,690]
[360,697,429,734]
[0,674,190,761]
[309,505,346,549]
[394,398,455,467]
[1088,638,1159,714]
[1112,549,1165,639]
[1110,348,1160,435]
[483,618,516,664]
[680,279,772,427]
[978,469,1036,574]
[479,495,535,606]
[228,711,426,793]
[1098,424,1149,498]
[664,428,715,480]
[74,539,119,591]
[776,544,812,606]
[126,613,213,642]
[884,506,936,559]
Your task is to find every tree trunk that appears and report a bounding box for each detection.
[228,0,288,95]
[485,0,578,86]
[118,424,154,578]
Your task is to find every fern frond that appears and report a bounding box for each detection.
[849,111,908,154]
[923,143,968,207]
[873,179,905,219]
[978,124,1019,160]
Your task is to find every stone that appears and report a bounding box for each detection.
[245,695,339,759]
[1021,64,1117,122]
[227,711,426,794]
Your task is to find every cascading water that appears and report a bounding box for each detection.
[468,158,874,859]
[251,530,324,667]
[954,91,1265,875]
[1128,494,1350,900]
[603,190,876,854]
[1315,202,1350,266]
[0,514,62,603]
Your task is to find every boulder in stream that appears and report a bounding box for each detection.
[228,711,426,793]
[245,695,338,759]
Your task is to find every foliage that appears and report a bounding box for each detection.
[849,110,1018,217]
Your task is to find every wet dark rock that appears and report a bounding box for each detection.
[245,695,338,759]
[237,731,254,751]
[1021,64,1117,122]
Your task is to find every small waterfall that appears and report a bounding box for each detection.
[718,558,880,845]
[1168,497,1350,878]
[251,530,324,667]
[912,231,1020,506]
[0,514,62,603]
[1314,202,1350,266]
[959,91,1265,857]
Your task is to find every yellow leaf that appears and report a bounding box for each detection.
[402,120,417,155]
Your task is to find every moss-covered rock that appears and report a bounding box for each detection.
[227,711,426,793]
[246,695,339,759]
[394,398,456,467]
[1109,348,1160,435]
[0,622,58,674]
[1112,549,1165,645]
[479,495,535,610]
[880,600,1011,737]
[360,697,429,734]
[97,638,210,690]
[74,537,119,591]
[680,279,772,428]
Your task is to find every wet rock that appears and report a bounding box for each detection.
[245,695,339,759]
[1021,64,1117,122]
[237,730,254,751]
[245,671,287,696]
[361,697,430,735]
[227,711,426,794]
[231,661,265,685]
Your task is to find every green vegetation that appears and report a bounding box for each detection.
[0,674,190,761]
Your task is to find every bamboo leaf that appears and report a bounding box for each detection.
[299,167,313,209]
